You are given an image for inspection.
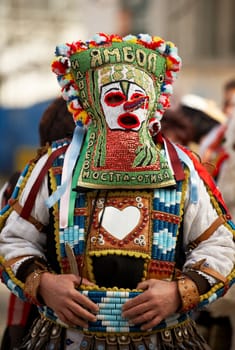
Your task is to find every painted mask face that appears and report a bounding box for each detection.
[100,81,150,131]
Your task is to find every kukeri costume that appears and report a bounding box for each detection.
[0,33,235,350]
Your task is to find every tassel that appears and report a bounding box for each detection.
[117,335,131,350]
[15,317,64,350]
[80,334,94,350]
[94,336,106,350]
[45,324,64,350]
[131,335,148,350]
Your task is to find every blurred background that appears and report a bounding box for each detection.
[0,0,235,343]
[0,0,235,184]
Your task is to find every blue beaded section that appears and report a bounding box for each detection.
[38,289,189,333]
[59,193,86,259]
[83,290,140,332]
[152,181,182,262]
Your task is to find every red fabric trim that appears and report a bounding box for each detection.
[213,152,229,178]
[19,301,32,326]
[7,293,16,325]
[164,137,185,181]
[7,293,31,326]
[20,145,68,220]
[207,124,227,151]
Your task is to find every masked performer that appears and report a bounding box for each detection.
[0,33,234,350]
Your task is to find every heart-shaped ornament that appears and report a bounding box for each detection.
[98,206,141,240]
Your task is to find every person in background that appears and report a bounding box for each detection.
[0,33,234,350]
[199,79,235,179]
[188,82,235,350]
[161,94,225,155]
[223,79,235,118]
[0,96,75,350]
[179,94,226,155]
[202,102,235,350]
[160,108,194,146]
[217,105,235,221]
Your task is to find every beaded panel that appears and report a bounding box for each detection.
[49,140,185,282]
[87,191,152,256]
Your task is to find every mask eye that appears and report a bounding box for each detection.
[104,91,126,106]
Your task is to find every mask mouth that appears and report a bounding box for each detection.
[118,113,140,129]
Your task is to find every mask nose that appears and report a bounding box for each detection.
[123,96,149,112]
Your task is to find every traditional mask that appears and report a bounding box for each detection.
[52,33,181,189]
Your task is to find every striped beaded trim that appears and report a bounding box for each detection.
[0,161,35,230]
[37,288,188,334]
[0,268,27,302]
[81,290,142,333]
[79,290,188,333]
[151,181,184,263]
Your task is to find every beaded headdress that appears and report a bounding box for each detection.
[51,32,181,134]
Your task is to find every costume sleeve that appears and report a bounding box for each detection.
[181,171,235,308]
[0,154,49,261]
[0,154,50,304]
